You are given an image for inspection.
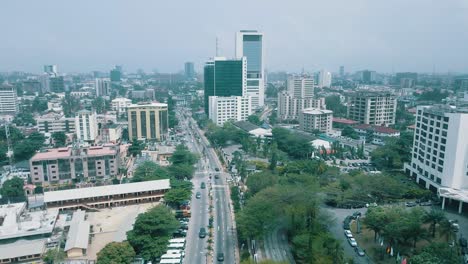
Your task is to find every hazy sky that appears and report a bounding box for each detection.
[1,0,468,74]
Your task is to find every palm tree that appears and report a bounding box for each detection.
[438,219,453,242]
[423,209,446,237]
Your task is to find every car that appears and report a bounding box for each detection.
[405,202,417,207]
[199,227,206,238]
[344,230,353,238]
[352,211,362,218]
[419,201,432,206]
[460,237,468,248]
[201,182,206,189]
[215,168,220,172]
[217,253,224,262]
[214,174,219,179]
[449,220,460,232]
[348,237,357,247]
[196,192,201,199]
[354,246,365,256]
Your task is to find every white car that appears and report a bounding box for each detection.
[348,237,357,247]
[344,230,353,238]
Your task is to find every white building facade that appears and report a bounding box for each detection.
[299,108,333,134]
[75,110,98,142]
[95,78,111,97]
[0,85,19,114]
[111,97,132,115]
[236,30,265,109]
[317,70,332,88]
[208,96,252,126]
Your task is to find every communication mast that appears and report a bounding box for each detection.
[5,124,14,167]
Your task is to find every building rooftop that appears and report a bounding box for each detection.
[438,187,468,203]
[128,102,168,108]
[0,238,46,260]
[332,118,358,125]
[30,146,117,161]
[233,121,260,132]
[354,124,399,134]
[64,220,90,251]
[0,202,58,241]
[44,179,171,203]
[302,108,333,115]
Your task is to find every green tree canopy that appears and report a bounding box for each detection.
[247,115,262,125]
[0,177,25,199]
[170,144,198,165]
[97,241,135,264]
[127,205,179,261]
[52,132,67,147]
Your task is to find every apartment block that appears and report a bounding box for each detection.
[30,145,120,185]
[299,108,333,134]
[278,93,326,120]
[111,97,132,115]
[347,91,397,125]
[37,112,75,134]
[208,96,252,126]
[0,85,19,114]
[75,110,98,143]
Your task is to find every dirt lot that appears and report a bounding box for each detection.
[85,203,157,260]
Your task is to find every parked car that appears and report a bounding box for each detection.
[348,237,357,247]
[419,201,432,206]
[344,230,353,238]
[405,202,417,207]
[352,211,362,218]
[201,182,206,189]
[196,192,201,199]
[449,220,459,232]
[215,168,220,172]
[354,246,365,256]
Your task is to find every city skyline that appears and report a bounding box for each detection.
[1,0,468,74]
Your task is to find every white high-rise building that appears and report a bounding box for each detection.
[278,75,326,120]
[95,78,111,97]
[75,110,98,143]
[404,105,468,213]
[236,30,264,109]
[0,85,19,114]
[318,70,332,88]
[208,96,252,126]
[43,65,58,76]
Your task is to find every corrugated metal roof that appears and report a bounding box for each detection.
[0,239,45,259]
[44,179,170,203]
[64,220,90,251]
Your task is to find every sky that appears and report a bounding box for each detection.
[1,0,468,74]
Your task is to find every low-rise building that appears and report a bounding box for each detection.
[36,112,75,134]
[299,108,333,134]
[111,97,132,116]
[353,124,400,145]
[30,145,120,185]
[43,179,170,210]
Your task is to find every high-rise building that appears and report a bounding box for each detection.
[184,62,195,79]
[43,65,58,76]
[0,85,19,114]
[95,78,111,97]
[317,70,332,88]
[360,70,377,84]
[346,91,397,126]
[203,57,247,114]
[339,66,345,78]
[235,30,264,109]
[278,75,326,120]
[208,96,252,126]
[299,108,333,134]
[110,66,122,82]
[404,105,468,213]
[50,76,65,93]
[75,110,98,143]
[127,103,168,141]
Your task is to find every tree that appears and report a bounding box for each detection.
[411,242,458,264]
[341,126,359,139]
[269,150,278,171]
[164,188,191,208]
[128,139,145,157]
[0,177,25,200]
[168,163,195,180]
[325,95,347,117]
[170,145,197,165]
[245,172,278,197]
[423,209,446,238]
[363,206,388,241]
[93,97,106,114]
[132,161,169,182]
[247,115,261,125]
[97,241,135,264]
[127,205,179,261]
[42,249,66,264]
[52,132,67,147]
[13,112,36,126]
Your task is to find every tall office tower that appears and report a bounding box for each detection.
[454,77,468,91]
[110,66,122,82]
[317,70,332,88]
[75,110,98,143]
[404,105,468,213]
[235,30,264,109]
[278,75,325,120]
[95,78,111,97]
[43,65,58,76]
[127,102,168,141]
[184,62,195,79]
[360,70,376,84]
[204,57,247,115]
[346,91,397,126]
[0,84,19,114]
[339,66,345,78]
[50,76,65,93]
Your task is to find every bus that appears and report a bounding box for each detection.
[166,250,184,256]
[161,253,182,259]
[159,259,182,264]
[167,243,185,250]
[168,238,186,245]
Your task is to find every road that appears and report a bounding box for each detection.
[180,109,238,264]
[262,227,296,263]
